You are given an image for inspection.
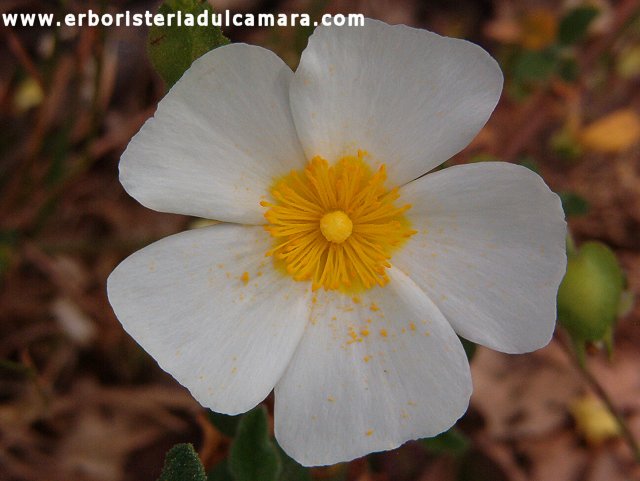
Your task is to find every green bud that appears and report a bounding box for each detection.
[557,241,624,342]
[157,443,206,481]
[550,127,583,160]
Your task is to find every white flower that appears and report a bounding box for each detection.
[107,19,566,466]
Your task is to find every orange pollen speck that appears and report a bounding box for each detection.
[261,151,415,292]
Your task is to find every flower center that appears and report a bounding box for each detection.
[320,211,353,243]
[260,150,416,292]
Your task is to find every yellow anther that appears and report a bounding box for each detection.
[320,211,353,243]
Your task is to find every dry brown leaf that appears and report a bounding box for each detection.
[51,297,97,347]
[471,343,582,439]
[58,408,164,481]
[516,431,588,481]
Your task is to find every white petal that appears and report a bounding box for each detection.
[274,267,471,466]
[290,18,503,186]
[120,44,306,224]
[395,162,567,353]
[107,224,311,414]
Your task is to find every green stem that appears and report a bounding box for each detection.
[558,335,640,463]
[566,232,577,256]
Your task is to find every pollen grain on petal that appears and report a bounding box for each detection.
[261,151,415,292]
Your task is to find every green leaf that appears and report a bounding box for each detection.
[206,410,242,437]
[518,156,541,174]
[421,428,470,457]
[148,0,230,89]
[558,7,599,45]
[513,48,558,83]
[468,153,501,163]
[157,443,206,481]
[558,57,580,82]
[207,460,234,481]
[460,337,476,361]
[229,406,281,481]
[278,445,311,481]
[559,192,589,217]
[550,128,583,160]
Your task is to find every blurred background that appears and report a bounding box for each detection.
[1,0,640,480]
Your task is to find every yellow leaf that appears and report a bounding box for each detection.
[521,9,558,51]
[14,77,44,112]
[617,44,640,79]
[580,109,640,153]
[570,395,620,445]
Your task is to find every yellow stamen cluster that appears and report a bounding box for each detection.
[261,151,416,291]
